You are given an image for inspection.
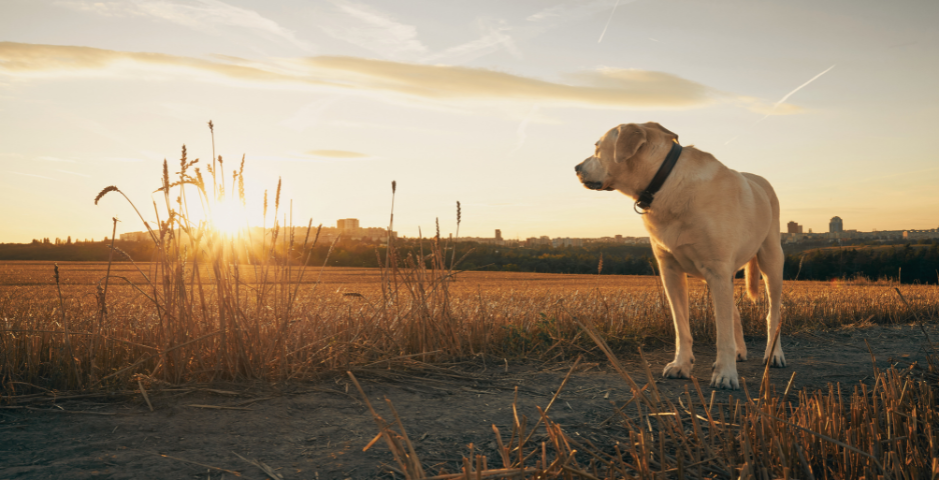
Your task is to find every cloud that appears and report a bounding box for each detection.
[423,19,521,64]
[252,151,376,163]
[56,0,312,51]
[302,56,717,108]
[10,171,56,180]
[53,1,135,16]
[0,42,313,86]
[56,169,92,177]
[527,1,620,24]
[103,157,147,163]
[322,1,427,60]
[37,156,76,163]
[307,149,369,158]
[1,42,783,111]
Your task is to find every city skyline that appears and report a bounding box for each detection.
[17,212,939,247]
[2,1,938,243]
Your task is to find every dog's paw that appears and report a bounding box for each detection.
[736,348,748,362]
[663,360,693,379]
[763,348,787,368]
[710,363,740,390]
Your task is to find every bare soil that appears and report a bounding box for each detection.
[1,324,935,480]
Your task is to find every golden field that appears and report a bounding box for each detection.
[3,258,939,479]
[2,260,936,391]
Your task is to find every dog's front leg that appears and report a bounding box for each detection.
[658,255,694,379]
[706,272,739,389]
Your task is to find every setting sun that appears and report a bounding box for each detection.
[208,199,248,236]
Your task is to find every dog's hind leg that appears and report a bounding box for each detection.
[658,254,694,379]
[758,240,786,367]
[733,304,747,361]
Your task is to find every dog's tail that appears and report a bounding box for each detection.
[745,256,761,303]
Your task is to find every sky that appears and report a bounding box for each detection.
[1,0,938,243]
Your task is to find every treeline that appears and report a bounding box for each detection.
[306,241,658,275]
[0,241,154,262]
[3,240,938,284]
[783,243,939,284]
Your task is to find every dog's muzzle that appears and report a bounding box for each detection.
[575,165,610,191]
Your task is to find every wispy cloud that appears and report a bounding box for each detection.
[322,2,519,64]
[1,42,789,112]
[253,151,377,163]
[56,0,313,51]
[305,56,718,108]
[527,1,619,23]
[37,156,76,163]
[307,149,369,158]
[322,1,427,60]
[103,157,146,163]
[10,171,56,180]
[423,19,521,64]
[56,169,92,177]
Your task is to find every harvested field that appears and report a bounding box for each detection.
[2,259,939,478]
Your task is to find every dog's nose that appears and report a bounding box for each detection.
[574,164,582,173]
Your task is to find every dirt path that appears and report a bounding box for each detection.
[1,324,934,479]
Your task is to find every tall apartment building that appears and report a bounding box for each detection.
[787,221,803,234]
[829,216,844,233]
[337,218,360,234]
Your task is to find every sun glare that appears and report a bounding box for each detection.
[211,199,248,235]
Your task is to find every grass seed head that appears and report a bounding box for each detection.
[94,186,120,205]
[275,177,282,214]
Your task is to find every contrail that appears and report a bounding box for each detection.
[597,0,621,43]
[726,64,835,144]
[756,64,836,124]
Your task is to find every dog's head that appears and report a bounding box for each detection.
[574,122,678,193]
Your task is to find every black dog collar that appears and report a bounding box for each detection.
[634,141,682,214]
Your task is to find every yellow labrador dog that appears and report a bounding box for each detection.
[575,122,786,389]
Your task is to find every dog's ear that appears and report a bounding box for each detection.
[614,124,647,163]
[644,122,679,144]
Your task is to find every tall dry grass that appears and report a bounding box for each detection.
[359,332,939,480]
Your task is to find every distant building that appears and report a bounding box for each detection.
[119,231,152,242]
[337,218,360,234]
[787,221,803,234]
[457,229,505,245]
[829,216,844,233]
[904,228,939,241]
